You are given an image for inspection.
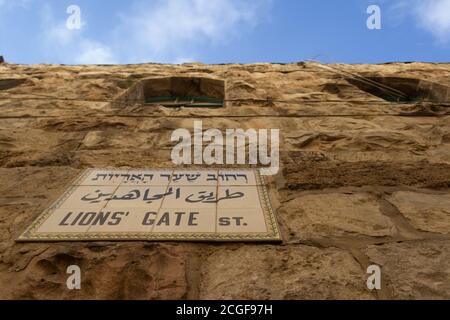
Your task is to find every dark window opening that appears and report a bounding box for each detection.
[346,77,450,103]
[0,78,26,91]
[145,95,223,107]
[117,77,225,108]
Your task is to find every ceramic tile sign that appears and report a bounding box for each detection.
[18,169,281,242]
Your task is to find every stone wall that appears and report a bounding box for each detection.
[0,62,449,299]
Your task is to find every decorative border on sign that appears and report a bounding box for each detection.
[17,168,281,242]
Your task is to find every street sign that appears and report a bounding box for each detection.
[18,168,281,242]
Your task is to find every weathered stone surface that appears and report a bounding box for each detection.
[365,240,450,300]
[279,193,397,240]
[200,245,374,300]
[0,243,188,299]
[284,158,450,190]
[0,167,82,245]
[0,62,449,299]
[387,191,450,234]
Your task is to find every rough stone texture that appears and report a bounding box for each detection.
[0,243,188,299]
[0,62,449,299]
[365,240,450,299]
[279,193,397,240]
[200,245,375,300]
[387,191,450,234]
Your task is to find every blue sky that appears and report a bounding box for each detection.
[0,0,449,64]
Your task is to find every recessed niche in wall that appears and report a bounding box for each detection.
[117,77,225,108]
[0,78,26,91]
[346,77,450,103]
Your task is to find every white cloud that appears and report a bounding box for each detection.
[39,0,269,64]
[115,0,266,62]
[414,0,450,43]
[75,40,116,64]
[391,0,450,43]
[40,4,117,64]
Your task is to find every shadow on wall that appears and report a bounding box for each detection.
[116,77,225,108]
[346,77,450,103]
[0,78,26,90]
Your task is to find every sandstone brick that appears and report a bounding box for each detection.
[0,243,188,300]
[279,193,397,240]
[387,191,450,234]
[365,240,450,299]
[200,245,374,300]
